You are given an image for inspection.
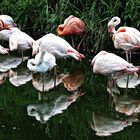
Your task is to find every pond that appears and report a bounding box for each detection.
[0,53,140,140]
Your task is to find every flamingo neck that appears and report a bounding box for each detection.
[108,16,120,33]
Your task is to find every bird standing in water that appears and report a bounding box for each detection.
[27,51,56,73]
[108,16,140,62]
[9,29,39,60]
[91,51,140,94]
[57,15,86,49]
[36,33,85,60]
[27,51,57,91]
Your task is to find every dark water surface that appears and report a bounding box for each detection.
[0,54,140,140]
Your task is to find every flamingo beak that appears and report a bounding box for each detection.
[13,23,17,27]
[79,53,85,59]
[108,26,113,33]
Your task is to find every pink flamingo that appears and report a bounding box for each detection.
[57,15,86,49]
[58,15,86,36]
[91,51,140,94]
[36,33,85,60]
[108,16,140,62]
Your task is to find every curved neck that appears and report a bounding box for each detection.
[27,59,38,71]
[113,16,120,26]
[108,16,121,33]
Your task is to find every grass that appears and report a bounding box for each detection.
[0,0,140,52]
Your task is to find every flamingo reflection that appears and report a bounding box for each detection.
[0,55,28,72]
[91,51,140,94]
[91,112,139,136]
[112,92,140,116]
[27,90,84,124]
[9,68,32,87]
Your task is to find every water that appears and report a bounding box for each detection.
[0,54,140,140]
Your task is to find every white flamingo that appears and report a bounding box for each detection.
[27,51,57,90]
[91,51,140,94]
[108,16,140,62]
[9,29,39,59]
[36,33,85,60]
[27,51,56,73]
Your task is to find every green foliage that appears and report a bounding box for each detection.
[0,0,140,50]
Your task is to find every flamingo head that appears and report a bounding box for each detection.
[108,25,114,33]
[108,16,121,33]
[79,53,85,60]
[67,49,85,60]
[0,15,17,28]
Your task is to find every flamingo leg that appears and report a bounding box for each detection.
[41,73,45,92]
[38,92,43,101]
[129,50,132,63]
[125,74,129,94]
[77,33,86,51]
[107,78,113,95]
[125,50,129,62]
[107,78,113,109]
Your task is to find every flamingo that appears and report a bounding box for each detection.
[36,33,85,60]
[27,51,57,90]
[57,15,86,49]
[27,51,56,73]
[9,28,39,59]
[58,15,86,36]
[61,70,84,91]
[108,16,140,62]
[91,51,140,94]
